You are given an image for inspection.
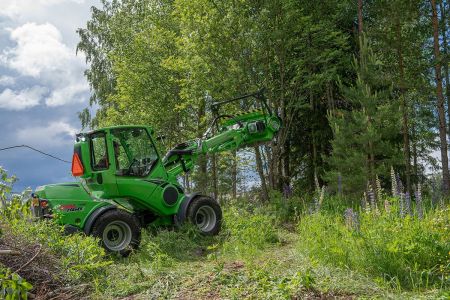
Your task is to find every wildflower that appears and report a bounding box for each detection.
[384,198,391,213]
[376,175,383,200]
[362,191,370,213]
[391,167,397,197]
[361,194,367,211]
[367,183,377,212]
[405,191,412,216]
[344,208,360,231]
[415,183,423,219]
[399,193,405,218]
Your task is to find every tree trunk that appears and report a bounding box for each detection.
[440,1,450,141]
[197,99,208,193]
[358,0,363,34]
[255,145,269,202]
[396,19,412,193]
[431,0,450,195]
[411,99,419,184]
[310,90,318,187]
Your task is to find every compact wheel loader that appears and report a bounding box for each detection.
[31,90,281,256]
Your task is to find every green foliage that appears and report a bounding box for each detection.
[0,267,33,300]
[0,167,31,220]
[297,201,450,290]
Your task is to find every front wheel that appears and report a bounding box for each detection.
[187,196,222,235]
[91,209,141,256]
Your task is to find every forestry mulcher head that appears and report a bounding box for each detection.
[201,89,282,153]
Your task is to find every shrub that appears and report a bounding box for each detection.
[0,267,33,300]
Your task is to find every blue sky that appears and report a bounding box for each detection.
[0,0,100,191]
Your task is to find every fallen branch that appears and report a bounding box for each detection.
[14,244,42,273]
[0,250,21,255]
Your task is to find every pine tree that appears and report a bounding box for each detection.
[325,36,402,195]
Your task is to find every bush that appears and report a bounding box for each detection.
[297,205,450,290]
[0,267,33,300]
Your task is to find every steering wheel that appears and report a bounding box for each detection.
[127,159,140,175]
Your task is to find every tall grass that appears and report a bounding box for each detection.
[297,195,449,291]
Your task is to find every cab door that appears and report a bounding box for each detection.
[111,127,165,210]
[88,131,119,198]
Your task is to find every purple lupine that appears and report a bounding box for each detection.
[391,167,397,197]
[361,194,367,212]
[384,199,391,213]
[415,183,423,219]
[376,175,382,200]
[399,193,405,218]
[344,208,360,232]
[396,173,404,196]
[367,184,377,212]
[405,191,412,216]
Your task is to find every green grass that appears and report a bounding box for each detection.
[1,177,449,299]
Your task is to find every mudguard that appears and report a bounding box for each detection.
[83,204,117,234]
[175,192,201,224]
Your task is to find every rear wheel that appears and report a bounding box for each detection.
[187,196,222,235]
[91,209,141,256]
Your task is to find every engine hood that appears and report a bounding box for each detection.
[34,182,92,201]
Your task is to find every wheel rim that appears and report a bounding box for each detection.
[102,220,132,251]
[195,205,217,232]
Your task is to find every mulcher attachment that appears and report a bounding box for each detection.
[163,89,281,177]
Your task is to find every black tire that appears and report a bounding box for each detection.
[187,196,222,235]
[91,209,141,256]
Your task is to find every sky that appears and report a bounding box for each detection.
[0,0,101,192]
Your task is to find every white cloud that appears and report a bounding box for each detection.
[0,0,86,20]
[0,86,47,110]
[1,22,89,107]
[46,82,88,106]
[16,120,78,147]
[6,23,72,77]
[0,76,15,86]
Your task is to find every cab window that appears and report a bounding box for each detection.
[91,132,108,170]
[111,128,158,176]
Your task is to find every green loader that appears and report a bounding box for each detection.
[31,90,281,255]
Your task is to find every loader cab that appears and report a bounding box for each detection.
[72,126,167,200]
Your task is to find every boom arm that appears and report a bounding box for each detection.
[163,91,281,178]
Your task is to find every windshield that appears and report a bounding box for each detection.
[111,128,158,177]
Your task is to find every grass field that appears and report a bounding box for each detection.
[1,190,449,299]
